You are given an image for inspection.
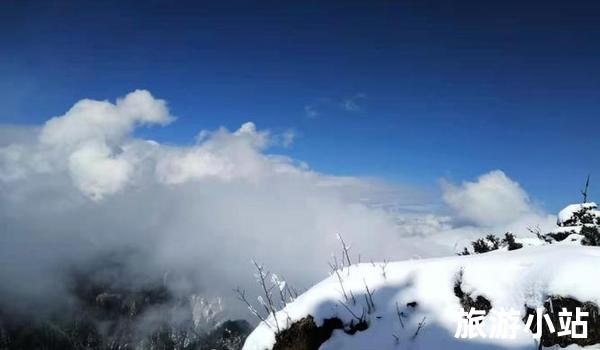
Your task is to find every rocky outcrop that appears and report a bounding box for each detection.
[524,296,600,348]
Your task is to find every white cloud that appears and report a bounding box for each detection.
[40,89,173,149]
[68,141,134,200]
[441,170,535,226]
[6,90,175,199]
[0,90,434,317]
[0,91,557,319]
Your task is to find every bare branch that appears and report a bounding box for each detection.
[287,285,299,300]
[273,274,288,308]
[252,260,281,333]
[234,287,271,330]
[283,280,297,303]
[330,265,349,302]
[363,295,372,314]
[336,233,352,273]
[380,259,389,280]
[363,279,375,312]
[412,317,427,340]
[349,289,357,306]
[338,299,363,322]
[395,302,405,329]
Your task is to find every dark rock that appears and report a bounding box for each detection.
[406,301,418,308]
[524,296,600,348]
[273,316,344,350]
[272,315,369,350]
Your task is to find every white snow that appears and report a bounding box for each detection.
[243,245,600,350]
[551,226,583,234]
[557,202,599,226]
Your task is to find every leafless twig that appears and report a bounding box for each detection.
[364,294,373,314]
[336,233,352,274]
[338,299,365,322]
[328,261,349,302]
[273,274,288,308]
[363,279,375,312]
[380,259,389,279]
[527,225,542,238]
[285,283,298,301]
[349,289,357,305]
[252,260,281,332]
[234,287,271,330]
[395,302,405,329]
[412,317,427,340]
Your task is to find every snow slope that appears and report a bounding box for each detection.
[243,243,600,350]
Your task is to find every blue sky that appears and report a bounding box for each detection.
[1,0,599,211]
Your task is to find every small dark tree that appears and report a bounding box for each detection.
[485,235,500,250]
[458,247,471,256]
[502,233,523,251]
[472,238,493,254]
[459,233,524,255]
[581,226,600,246]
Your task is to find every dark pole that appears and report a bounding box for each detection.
[581,175,590,203]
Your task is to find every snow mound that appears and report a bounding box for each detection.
[243,245,600,350]
[557,202,600,227]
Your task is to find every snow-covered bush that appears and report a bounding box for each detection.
[544,202,600,245]
[459,233,522,255]
[557,202,600,227]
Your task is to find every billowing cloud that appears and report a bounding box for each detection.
[2,90,173,199]
[0,90,437,318]
[0,91,556,321]
[40,90,172,151]
[441,170,537,226]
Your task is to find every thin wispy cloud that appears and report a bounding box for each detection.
[304,93,367,118]
[304,104,320,118]
[340,92,367,112]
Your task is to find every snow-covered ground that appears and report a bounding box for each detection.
[243,204,600,350]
